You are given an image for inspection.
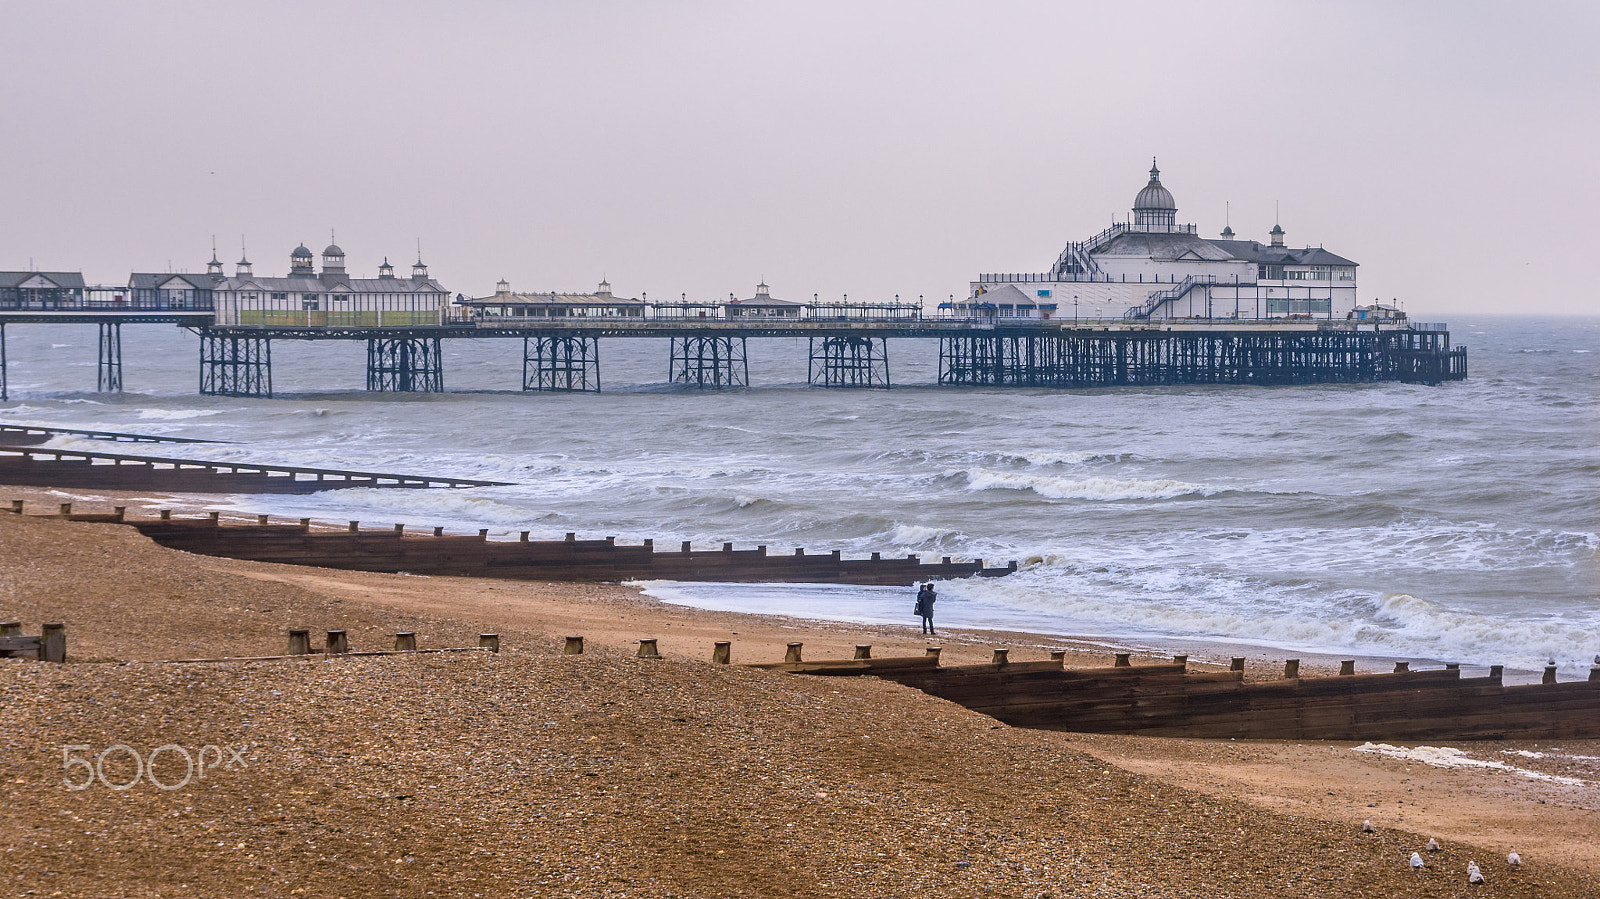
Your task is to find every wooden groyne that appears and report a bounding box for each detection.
[14,504,1015,586]
[0,445,511,492]
[0,423,221,445]
[764,648,1600,741]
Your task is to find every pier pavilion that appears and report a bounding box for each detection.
[964,161,1361,322]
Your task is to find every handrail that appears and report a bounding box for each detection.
[1122,274,1218,320]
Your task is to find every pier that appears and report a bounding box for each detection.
[0,309,1468,399]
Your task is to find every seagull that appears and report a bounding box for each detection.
[1508,851,1521,867]
[1468,861,1485,884]
[1427,838,1441,851]
[1411,852,1425,870]
[1362,820,1375,833]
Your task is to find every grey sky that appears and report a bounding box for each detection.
[3,0,1596,315]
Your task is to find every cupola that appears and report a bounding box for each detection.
[378,257,395,279]
[1269,223,1285,248]
[1132,158,1177,229]
[290,244,315,276]
[321,234,347,278]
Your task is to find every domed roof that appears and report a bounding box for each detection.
[323,243,344,256]
[1133,160,1176,212]
[291,244,314,258]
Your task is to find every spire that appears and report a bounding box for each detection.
[236,236,252,277]
[1221,201,1234,239]
[411,240,428,279]
[207,237,223,275]
[1150,156,1160,181]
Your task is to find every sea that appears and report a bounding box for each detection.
[3,316,1596,676]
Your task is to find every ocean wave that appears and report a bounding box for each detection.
[136,409,224,421]
[950,467,1222,501]
[888,523,961,546]
[938,563,1600,674]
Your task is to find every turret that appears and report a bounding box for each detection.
[1269,223,1285,248]
[320,237,347,280]
[378,257,395,279]
[289,244,315,276]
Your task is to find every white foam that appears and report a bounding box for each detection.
[1352,743,1586,785]
[888,523,959,546]
[135,409,223,420]
[954,468,1221,501]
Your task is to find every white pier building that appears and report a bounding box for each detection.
[211,242,449,327]
[957,161,1359,323]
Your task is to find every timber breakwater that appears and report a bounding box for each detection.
[763,649,1600,742]
[17,503,1014,587]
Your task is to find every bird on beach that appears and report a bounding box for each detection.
[1410,852,1425,871]
[1427,838,1441,851]
[1508,850,1522,867]
[1468,861,1485,884]
[1362,820,1375,833]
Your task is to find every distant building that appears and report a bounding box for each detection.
[0,271,86,308]
[959,161,1359,321]
[723,282,803,320]
[458,279,646,319]
[210,243,448,326]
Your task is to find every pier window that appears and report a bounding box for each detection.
[1258,264,1285,280]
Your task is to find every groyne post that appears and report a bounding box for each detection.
[326,630,349,654]
[1284,659,1300,679]
[479,634,500,653]
[287,629,311,655]
[784,642,803,663]
[638,638,662,659]
[39,623,66,663]
[563,636,584,655]
[394,633,417,652]
[712,641,731,664]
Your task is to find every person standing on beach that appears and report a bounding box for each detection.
[915,583,937,635]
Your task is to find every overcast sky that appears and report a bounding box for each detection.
[3,1,1596,315]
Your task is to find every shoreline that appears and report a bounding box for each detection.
[2,482,1554,681]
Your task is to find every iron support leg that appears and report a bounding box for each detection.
[523,335,601,392]
[198,330,272,397]
[668,335,748,388]
[367,337,445,392]
[808,336,889,388]
[97,322,123,392]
